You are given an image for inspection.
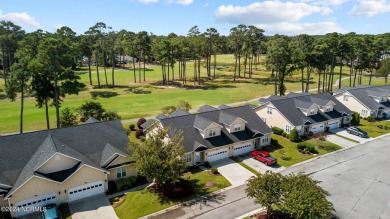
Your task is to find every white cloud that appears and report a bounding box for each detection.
[260,22,344,35]
[215,1,325,24]
[0,10,40,28]
[321,6,333,15]
[136,0,193,5]
[349,0,390,16]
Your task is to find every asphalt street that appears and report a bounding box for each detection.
[146,134,390,219]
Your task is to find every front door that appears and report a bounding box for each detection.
[195,152,205,164]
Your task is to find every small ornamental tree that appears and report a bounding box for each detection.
[60,107,78,127]
[78,101,106,122]
[137,118,146,129]
[177,100,192,112]
[281,173,334,219]
[246,171,284,218]
[161,105,177,115]
[129,127,187,188]
[289,128,299,142]
[351,111,360,126]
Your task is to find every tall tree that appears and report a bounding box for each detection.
[379,58,390,84]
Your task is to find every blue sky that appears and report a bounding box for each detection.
[0,0,389,36]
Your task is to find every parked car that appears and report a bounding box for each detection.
[42,204,59,219]
[251,150,277,166]
[347,127,369,138]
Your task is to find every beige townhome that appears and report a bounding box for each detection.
[333,85,390,118]
[255,92,352,136]
[0,119,135,218]
[143,105,272,166]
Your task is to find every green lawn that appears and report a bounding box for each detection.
[114,167,231,219]
[358,119,390,138]
[266,135,342,167]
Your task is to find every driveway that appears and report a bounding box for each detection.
[329,128,371,144]
[326,134,360,148]
[234,153,283,174]
[210,158,255,186]
[69,194,118,219]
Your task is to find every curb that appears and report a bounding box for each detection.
[234,209,263,219]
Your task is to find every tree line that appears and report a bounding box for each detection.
[1,20,390,133]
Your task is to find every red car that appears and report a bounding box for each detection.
[251,150,277,166]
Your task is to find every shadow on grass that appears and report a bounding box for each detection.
[90,91,119,99]
[0,93,7,100]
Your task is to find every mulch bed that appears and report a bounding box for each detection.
[111,194,126,208]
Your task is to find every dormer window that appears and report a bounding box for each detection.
[325,106,331,112]
[309,109,316,115]
[234,124,241,132]
[343,96,348,101]
[267,107,272,114]
[209,129,216,137]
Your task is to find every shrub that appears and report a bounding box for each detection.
[137,118,146,129]
[378,125,383,129]
[129,124,136,131]
[204,162,211,168]
[289,128,300,142]
[318,136,326,141]
[308,131,313,136]
[116,178,133,191]
[297,142,316,154]
[367,116,375,122]
[108,181,118,193]
[271,139,279,147]
[282,132,287,137]
[272,127,284,135]
[286,134,290,139]
[351,112,360,125]
[210,168,219,174]
[322,144,340,152]
[135,129,144,139]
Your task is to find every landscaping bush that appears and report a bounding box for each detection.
[108,181,118,193]
[286,134,290,139]
[289,128,300,142]
[137,118,146,129]
[129,124,136,131]
[163,178,193,199]
[271,139,279,147]
[282,132,287,138]
[135,129,144,139]
[318,136,326,141]
[367,116,375,122]
[116,178,133,191]
[297,142,316,154]
[322,144,340,152]
[210,168,219,174]
[351,111,360,125]
[378,125,384,129]
[204,161,211,168]
[272,127,284,135]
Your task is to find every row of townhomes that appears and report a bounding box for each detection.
[0,119,135,217]
[143,104,273,166]
[255,92,353,136]
[2,86,389,218]
[333,85,390,119]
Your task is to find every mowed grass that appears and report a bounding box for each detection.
[0,55,386,134]
[114,167,231,219]
[358,119,390,138]
[266,135,342,167]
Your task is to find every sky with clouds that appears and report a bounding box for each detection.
[0,0,389,36]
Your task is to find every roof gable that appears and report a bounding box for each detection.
[197,105,218,113]
[219,112,247,126]
[193,115,222,131]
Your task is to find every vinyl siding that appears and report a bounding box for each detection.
[37,154,79,174]
[107,163,137,181]
[255,103,294,131]
[336,94,371,118]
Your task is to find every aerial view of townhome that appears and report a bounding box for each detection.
[1,1,390,219]
[334,85,390,119]
[256,92,352,136]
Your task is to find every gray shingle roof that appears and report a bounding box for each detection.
[0,120,129,197]
[193,116,219,131]
[158,105,272,153]
[218,104,231,109]
[100,143,127,166]
[140,119,156,130]
[266,92,352,126]
[197,105,218,113]
[156,114,168,120]
[170,109,191,117]
[219,112,244,126]
[84,117,100,124]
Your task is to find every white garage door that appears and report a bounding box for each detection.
[233,143,254,156]
[328,120,340,130]
[68,181,105,202]
[207,148,228,163]
[15,193,57,217]
[310,123,325,133]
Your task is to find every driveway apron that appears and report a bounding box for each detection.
[69,194,118,219]
[210,158,255,186]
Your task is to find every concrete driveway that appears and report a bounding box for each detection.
[69,194,118,219]
[326,134,360,148]
[234,153,283,174]
[210,158,255,186]
[329,128,371,143]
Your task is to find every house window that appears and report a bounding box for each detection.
[262,134,269,143]
[309,109,316,115]
[286,125,292,133]
[267,107,272,114]
[234,124,241,132]
[116,167,127,178]
[361,109,368,116]
[343,95,349,101]
[261,117,267,123]
[209,129,216,137]
[325,106,331,112]
[185,153,192,162]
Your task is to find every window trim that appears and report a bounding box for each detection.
[116,167,127,179]
[267,107,272,114]
[234,124,241,132]
[343,95,349,101]
[209,129,216,137]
